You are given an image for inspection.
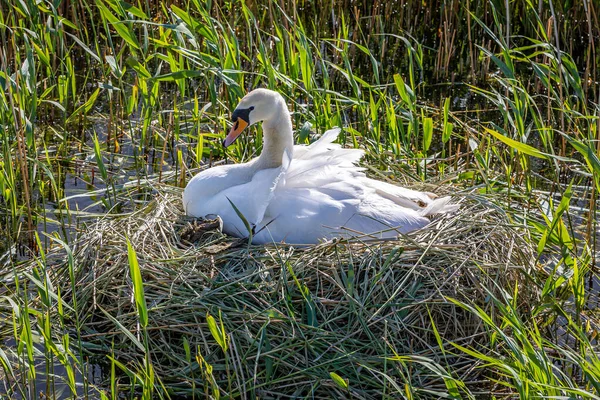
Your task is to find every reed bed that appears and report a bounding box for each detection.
[1,0,599,398]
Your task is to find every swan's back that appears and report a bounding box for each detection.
[251,128,457,244]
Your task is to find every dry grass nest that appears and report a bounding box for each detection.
[55,185,536,398]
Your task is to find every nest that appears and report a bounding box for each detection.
[59,185,534,398]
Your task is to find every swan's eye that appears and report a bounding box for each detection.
[249,106,254,111]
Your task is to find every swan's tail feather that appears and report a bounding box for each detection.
[418,196,459,217]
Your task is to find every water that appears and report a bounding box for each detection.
[1,338,103,399]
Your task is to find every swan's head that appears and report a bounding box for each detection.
[223,89,284,147]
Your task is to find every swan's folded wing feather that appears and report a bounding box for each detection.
[295,127,343,160]
[286,147,365,187]
[306,127,341,149]
[254,179,431,244]
[193,166,284,237]
[253,187,355,243]
[358,178,433,211]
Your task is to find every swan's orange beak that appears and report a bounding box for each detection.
[223,118,248,147]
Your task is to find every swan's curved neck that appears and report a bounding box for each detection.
[255,100,294,170]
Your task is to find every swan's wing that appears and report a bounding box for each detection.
[359,178,433,211]
[305,127,341,150]
[294,127,343,160]
[253,179,430,244]
[193,166,282,237]
[253,185,360,244]
[361,178,458,215]
[225,150,293,234]
[253,150,291,220]
[288,128,365,187]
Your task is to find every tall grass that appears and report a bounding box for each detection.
[0,0,598,398]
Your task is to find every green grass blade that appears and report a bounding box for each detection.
[127,237,148,328]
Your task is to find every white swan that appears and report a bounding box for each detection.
[183,89,457,244]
